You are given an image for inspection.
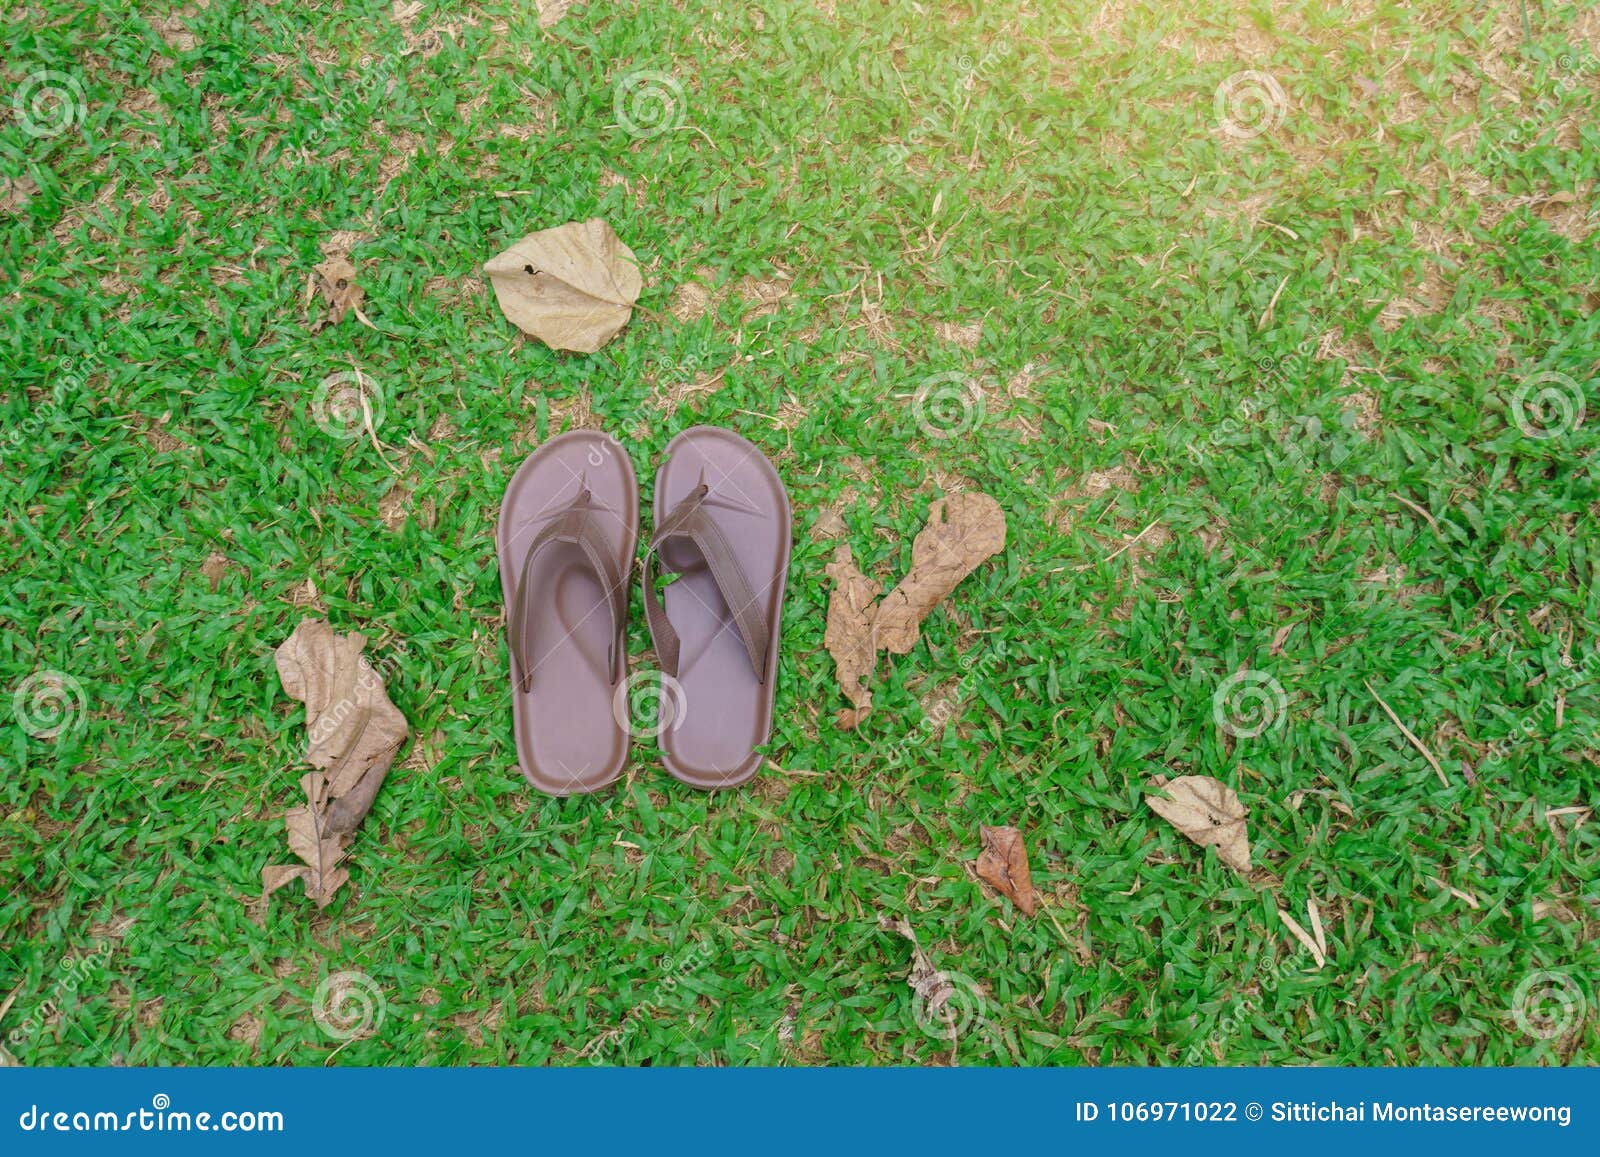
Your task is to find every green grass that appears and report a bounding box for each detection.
[2,0,1597,1066]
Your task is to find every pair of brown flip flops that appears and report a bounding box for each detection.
[496,426,791,796]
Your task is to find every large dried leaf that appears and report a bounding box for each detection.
[1145,774,1252,874]
[823,493,1007,728]
[875,493,1007,654]
[263,619,409,908]
[975,825,1036,915]
[485,218,642,353]
[823,543,882,729]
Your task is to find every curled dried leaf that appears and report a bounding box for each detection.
[878,915,950,1015]
[823,543,882,729]
[264,619,409,908]
[823,492,1007,729]
[875,492,1006,655]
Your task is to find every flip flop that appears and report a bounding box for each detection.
[643,426,791,789]
[497,430,638,796]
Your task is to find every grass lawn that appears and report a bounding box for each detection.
[2,0,1598,1066]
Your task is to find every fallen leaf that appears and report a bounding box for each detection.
[823,543,882,729]
[874,492,1007,654]
[1277,906,1326,969]
[824,493,1007,728]
[1,175,39,214]
[535,0,574,28]
[263,619,409,908]
[878,914,955,1029]
[1145,774,1252,874]
[484,218,642,353]
[975,825,1036,915]
[200,550,231,591]
[312,257,366,328]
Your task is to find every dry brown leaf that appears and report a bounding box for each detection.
[263,618,409,908]
[1145,774,1252,874]
[536,0,574,28]
[823,492,1006,728]
[2,175,39,214]
[975,825,1036,915]
[484,218,642,353]
[312,257,365,328]
[823,543,882,729]
[200,550,230,592]
[875,493,1006,655]
[878,914,955,1029]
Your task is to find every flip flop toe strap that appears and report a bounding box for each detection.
[643,483,769,683]
[510,491,628,693]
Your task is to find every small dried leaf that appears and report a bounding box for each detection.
[1145,774,1252,874]
[875,492,1007,654]
[535,0,574,28]
[313,257,365,327]
[485,218,642,353]
[975,824,1036,915]
[1277,907,1326,969]
[199,550,231,592]
[878,914,951,1015]
[823,543,882,729]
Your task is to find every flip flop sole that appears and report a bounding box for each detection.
[498,430,638,796]
[652,426,791,789]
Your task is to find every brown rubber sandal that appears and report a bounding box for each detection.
[643,426,791,789]
[497,430,638,796]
